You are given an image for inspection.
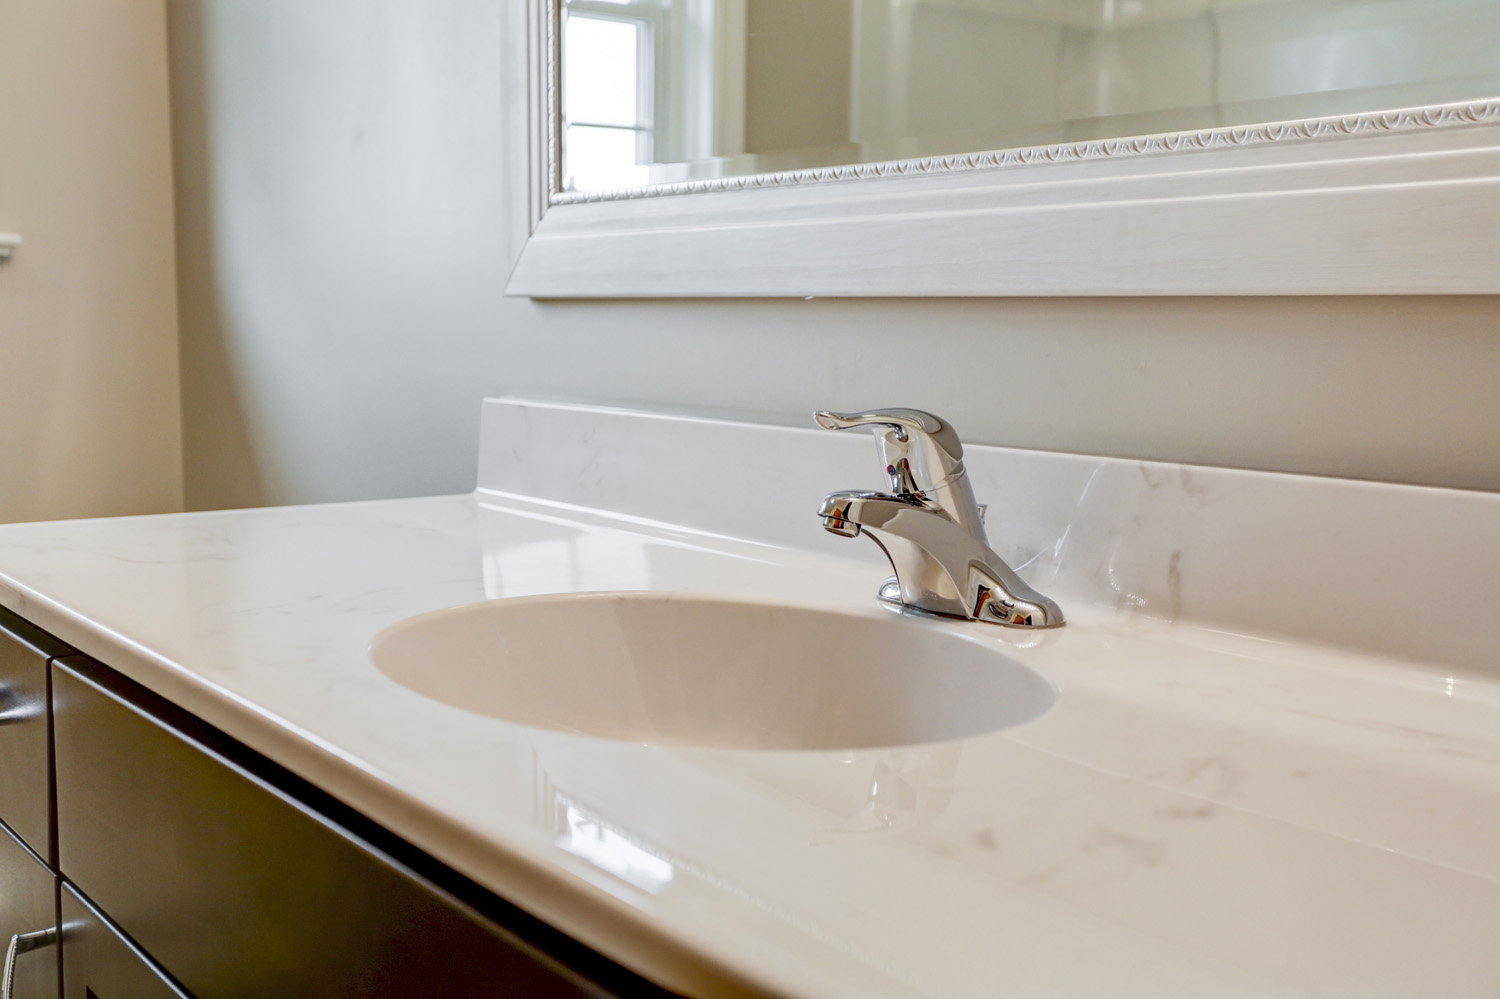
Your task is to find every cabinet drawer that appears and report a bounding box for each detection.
[0,820,59,999]
[0,605,71,860]
[52,658,650,999]
[60,885,188,999]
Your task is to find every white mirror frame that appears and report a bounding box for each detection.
[506,1,1500,298]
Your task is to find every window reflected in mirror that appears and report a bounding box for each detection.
[563,9,652,190]
[560,0,1500,194]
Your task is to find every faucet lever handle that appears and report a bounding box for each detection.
[813,408,966,497]
[813,409,963,462]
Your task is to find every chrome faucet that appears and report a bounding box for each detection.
[815,409,1064,628]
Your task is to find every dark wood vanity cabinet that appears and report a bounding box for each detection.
[1,606,69,858]
[1,607,67,999]
[0,822,59,999]
[0,607,678,999]
[59,886,188,999]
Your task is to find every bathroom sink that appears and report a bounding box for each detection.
[371,592,1055,751]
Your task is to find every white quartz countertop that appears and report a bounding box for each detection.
[1,401,1497,998]
[0,491,1497,998]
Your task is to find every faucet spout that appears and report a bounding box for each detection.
[818,491,1063,627]
[814,409,1065,629]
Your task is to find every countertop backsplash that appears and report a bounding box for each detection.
[480,398,1500,678]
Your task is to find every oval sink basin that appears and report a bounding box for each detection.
[371,592,1055,751]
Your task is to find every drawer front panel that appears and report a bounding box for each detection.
[60,886,188,999]
[0,820,60,999]
[52,659,619,999]
[0,607,69,858]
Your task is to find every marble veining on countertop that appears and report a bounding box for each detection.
[0,400,1497,998]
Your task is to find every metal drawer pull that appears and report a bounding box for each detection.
[2,928,58,999]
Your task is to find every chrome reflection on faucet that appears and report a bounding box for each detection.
[815,409,1064,629]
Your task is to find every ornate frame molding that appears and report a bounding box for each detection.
[552,99,1500,204]
[512,0,1500,297]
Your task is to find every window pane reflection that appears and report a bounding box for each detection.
[563,15,641,127]
[564,124,648,191]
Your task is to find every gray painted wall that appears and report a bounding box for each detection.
[494,294,1500,492]
[169,1,1500,511]
[169,1,505,509]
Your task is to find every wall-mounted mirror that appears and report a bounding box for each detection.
[559,0,1500,196]
[506,0,1500,296]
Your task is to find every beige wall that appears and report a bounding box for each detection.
[744,0,852,154]
[0,0,183,523]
